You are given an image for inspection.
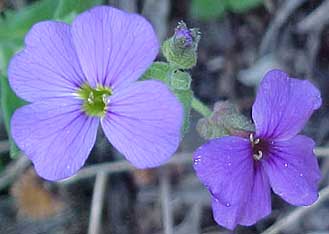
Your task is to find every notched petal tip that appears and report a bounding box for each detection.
[253,69,322,140]
[71,5,159,89]
[8,21,84,102]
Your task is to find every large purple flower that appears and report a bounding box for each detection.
[193,70,322,230]
[9,6,183,181]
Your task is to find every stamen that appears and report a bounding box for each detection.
[250,133,264,161]
[249,133,261,147]
[253,150,263,160]
[249,133,254,143]
[76,84,112,117]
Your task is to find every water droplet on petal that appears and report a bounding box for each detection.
[299,173,303,177]
[227,162,232,166]
[226,203,231,207]
[193,157,201,166]
[284,163,288,167]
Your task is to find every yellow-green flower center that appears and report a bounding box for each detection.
[77,84,112,117]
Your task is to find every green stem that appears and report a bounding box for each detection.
[191,96,212,117]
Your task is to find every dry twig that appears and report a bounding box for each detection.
[0,154,30,190]
[87,172,108,234]
[160,169,174,234]
[261,186,329,234]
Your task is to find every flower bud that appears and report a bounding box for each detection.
[162,21,200,69]
[197,101,255,139]
[170,70,192,90]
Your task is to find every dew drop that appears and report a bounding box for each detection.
[227,162,232,166]
[299,173,303,177]
[225,203,231,207]
[284,163,288,167]
[193,158,201,166]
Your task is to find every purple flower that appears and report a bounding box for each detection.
[193,70,322,230]
[8,6,183,181]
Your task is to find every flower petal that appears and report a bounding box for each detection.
[239,164,271,226]
[211,167,272,230]
[262,135,321,206]
[9,21,85,102]
[252,69,321,141]
[71,6,159,89]
[211,197,242,230]
[101,80,182,168]
[11,98,99,181]
[193,136,254,229]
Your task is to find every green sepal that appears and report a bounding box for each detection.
[162,39,197,70]
[141,62,171,85]
[170,70,191,90]
[197,101,255,139]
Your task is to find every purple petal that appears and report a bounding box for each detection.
[71,6,159,89]
[239,164,271,226]
[211,197,243,230]
[101,80,182,168]
[9,21,85,102]
[193,137,254,229]
[262,135,321,206]
[11,98,99,181]
[252,69,321,141]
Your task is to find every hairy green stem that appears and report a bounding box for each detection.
[191,96,212,117]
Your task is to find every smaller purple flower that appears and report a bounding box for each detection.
[9,6,183,181]
[193,70,322,230]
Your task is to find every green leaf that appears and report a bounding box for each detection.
[0,41,21,72]
[0,75,26,158]
[170,70,191,90]
[54,0,103,20]
[190,0,226,20]
[227,0,264,13]
[162,39,197,69]
[141,62,171,85]
[0,0,59,41]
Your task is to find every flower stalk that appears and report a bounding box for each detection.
[191,96,212,117]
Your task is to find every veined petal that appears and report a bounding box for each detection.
[101,80,182,168]
[9,21,85,102]
[262,135,321,206]
[11,98,99,181]
[71,6,159,89]
[252,70,321,141]
[211,166,272,230]
[193,137,255,229]
[239,164,271,226]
